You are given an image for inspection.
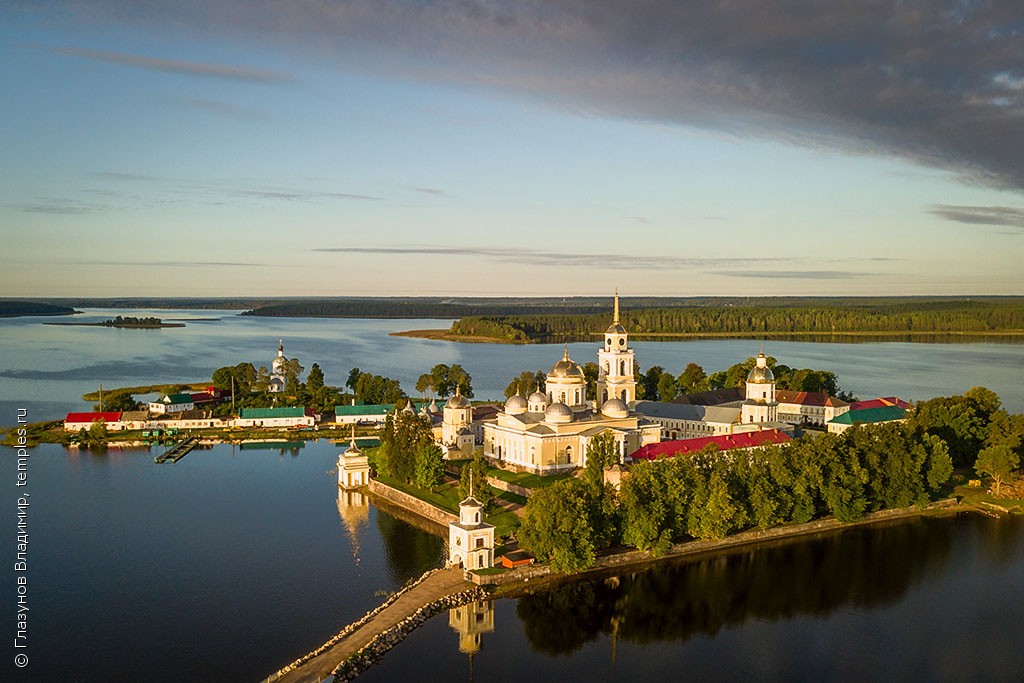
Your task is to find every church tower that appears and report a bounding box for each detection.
[596,290,637,408]
[741,351,779,424]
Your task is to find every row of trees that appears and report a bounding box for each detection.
[451,301,1024,340]
[518,422,953,571]
[415,364,473,399]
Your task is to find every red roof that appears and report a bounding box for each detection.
[630,429,792,461]
[775,390,847,408]
[65,412,123,423]
[848,396,911,411]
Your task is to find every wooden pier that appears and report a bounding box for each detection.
[154,436,200,464]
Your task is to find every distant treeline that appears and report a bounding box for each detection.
[450,300,1024,341]
[0,301,76,317]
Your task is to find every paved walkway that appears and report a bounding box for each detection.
[272,568,472,683]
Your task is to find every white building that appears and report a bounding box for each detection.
[148,393,194,415]
[448,490,495,570]
[232,407,315,428]
[480,296,661,474]
[337,434,370,489]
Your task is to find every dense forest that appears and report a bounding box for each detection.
[0,301,76,317]
[450,300,1024,341]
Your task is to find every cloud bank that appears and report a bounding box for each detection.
[29,1,1024,191]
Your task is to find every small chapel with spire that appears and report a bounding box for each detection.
[447,473,495,570]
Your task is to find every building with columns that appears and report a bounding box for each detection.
[480,293,661,474]
[337,432,370,490]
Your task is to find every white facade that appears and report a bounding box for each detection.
[741,352,779,424]
[337,438,370,489]
[448,496,495,570]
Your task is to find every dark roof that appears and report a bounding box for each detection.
[672,387,745,406]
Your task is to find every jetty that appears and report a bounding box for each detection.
[264,568,475,683]
[154,436,199,464]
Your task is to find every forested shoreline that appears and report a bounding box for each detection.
[450,300,1024,342]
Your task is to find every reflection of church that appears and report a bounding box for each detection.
[448,600,495,655]
[478,293,660,474]
[336,488,369,563]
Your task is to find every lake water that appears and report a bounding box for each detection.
[2,309,1023,422]
[2,310,1023,682]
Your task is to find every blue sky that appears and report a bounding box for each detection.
[2,1,1023,297]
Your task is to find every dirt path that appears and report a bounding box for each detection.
[271,568,472,683]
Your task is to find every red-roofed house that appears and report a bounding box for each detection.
[775,390,850,426]
[848,396,912,412]
[64,412,124,432]
[630,429,793,461]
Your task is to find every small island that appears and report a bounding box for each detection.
[45,315,186,329]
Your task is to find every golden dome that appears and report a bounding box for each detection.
[549,346,584,379]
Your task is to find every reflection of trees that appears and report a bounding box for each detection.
[976,515,1024,568]
[518,518,956,654]
[375,508,445,585]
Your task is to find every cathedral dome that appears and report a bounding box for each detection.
[544,401,573,423]
[427,399,442,414]
[606,322,626,335]
[601,398,629,418]
[527,391,549,412]
[445,392,471,409]
[549,347,584,379]
[504,395,528,415]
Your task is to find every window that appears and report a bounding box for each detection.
[475,537,484,548]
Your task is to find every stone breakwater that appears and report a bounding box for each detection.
[261,569,439,683]
[331,585,491,681]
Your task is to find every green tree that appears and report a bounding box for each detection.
[347,367,362,392]
[458,455,495,509]
[518,479,599,572]
[689,463,737,540]
[619,460,673,553]
[416,373,434,398]
[85,419,108,450]
[504,370,540,399]
[911,394,989,467]
[413,442,446,490]
[657,372,678,401]
[429,363,474,399]
[378,410,433,484]
[582,362,599,401]
[583,431,618,494]
[95,391,141,412]
[306,363,325,392]
[677,362,708,394]
[975,445,1019,497]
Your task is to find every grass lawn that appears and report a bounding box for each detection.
[483,463,574,490]
[955,483,1024,512]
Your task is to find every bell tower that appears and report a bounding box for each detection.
[596,290,637,408]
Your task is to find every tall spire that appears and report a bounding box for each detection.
[613,289,620,325]
[563,343,570,361]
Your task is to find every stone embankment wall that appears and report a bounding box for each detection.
[472,498,962,588]
[484,476,533,498]
[331,585,490,681]
[367,479,457,526]
[261,569,442,683]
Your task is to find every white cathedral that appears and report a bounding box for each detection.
[435,292,661,474]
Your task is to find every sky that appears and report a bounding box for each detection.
[2,1,1023,297]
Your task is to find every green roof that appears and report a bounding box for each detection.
[334,401,432,416]
[159,393,194,405]
[239,407,308,419]
[829,405,907,426]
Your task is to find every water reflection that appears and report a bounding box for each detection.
[449,600,495,654]
[516,518,955,656]
[375,507,446,585]
[337,489,370,564]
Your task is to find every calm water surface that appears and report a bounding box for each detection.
[2,311,1023,682]
[1,309,1022,420]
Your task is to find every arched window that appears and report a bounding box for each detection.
[602,389,608,402]
[560,392,566,403]
[621,389,627,402]
[619,360,626,375]
[604,361,610,373]
[564,445,573,464]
